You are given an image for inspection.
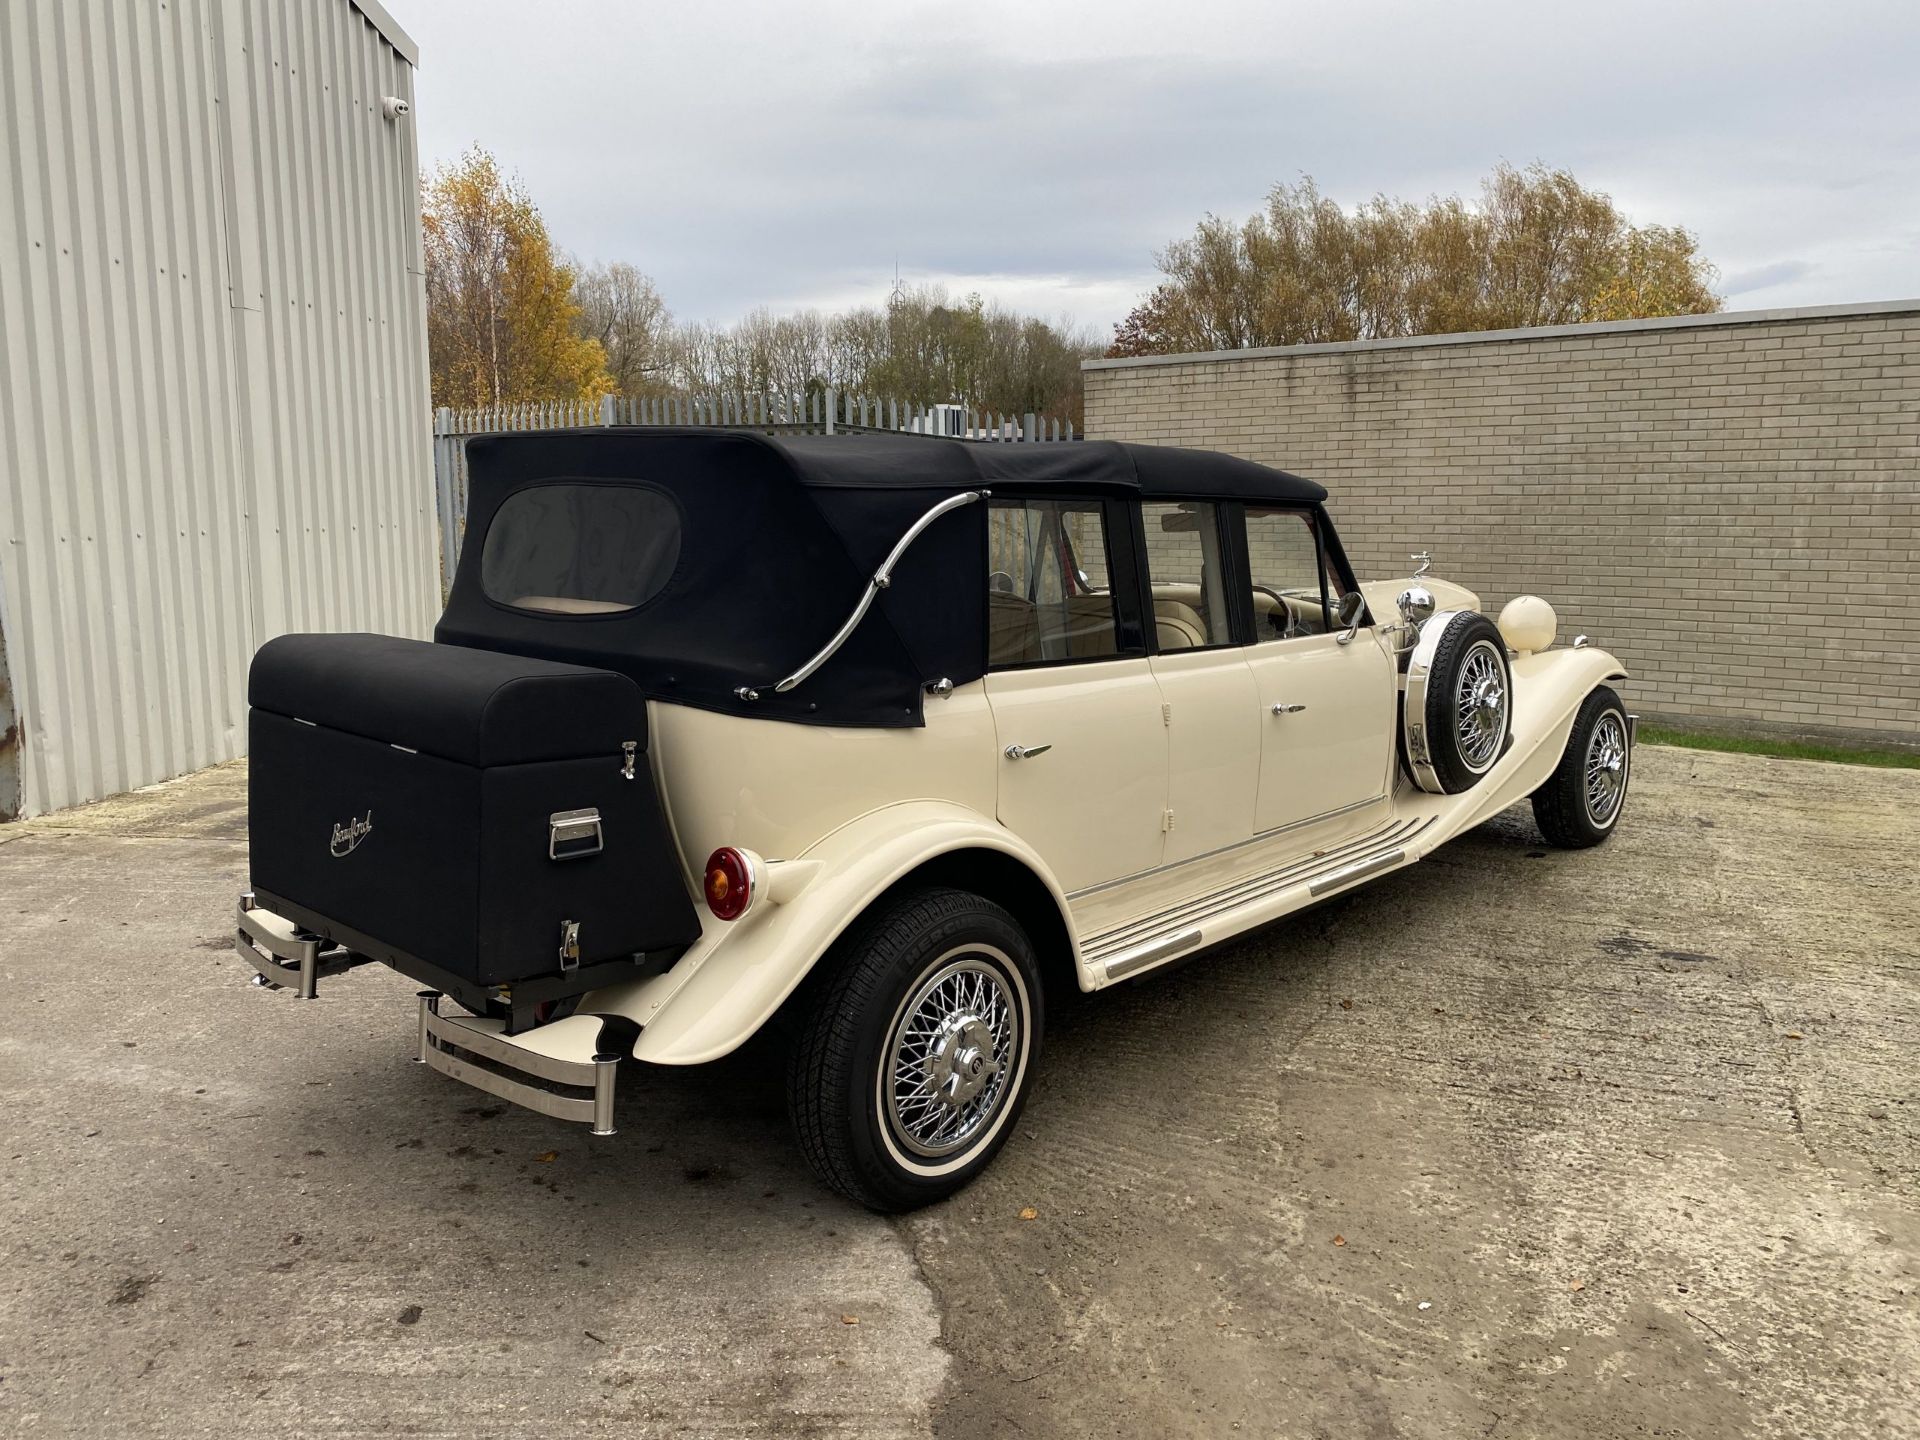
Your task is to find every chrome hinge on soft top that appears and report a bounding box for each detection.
[735,489,988,703]
[620,740,637,780]
[559,919,581,971]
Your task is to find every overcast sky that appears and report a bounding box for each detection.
[399,0,1920,338]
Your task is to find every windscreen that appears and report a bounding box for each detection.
[480,481,680,615]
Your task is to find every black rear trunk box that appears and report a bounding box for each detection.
[248,634,700,998]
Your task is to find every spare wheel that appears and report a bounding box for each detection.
[1403,611,1512,794]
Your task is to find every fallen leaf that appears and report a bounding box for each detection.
[534,1151,558,1163]
[1339,999,1353,1011]
[1332,1235,1347,1247]
[840,1315,859,1326]
[1569,1280,1585,1292]
[1785,1033,1803,1041]
[396,1304,423,1325]
[1018,1206,1038,1221]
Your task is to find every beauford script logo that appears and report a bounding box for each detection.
[330,812,373,858]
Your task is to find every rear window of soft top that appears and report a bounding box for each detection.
[480,482,680,616]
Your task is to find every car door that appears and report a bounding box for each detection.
[983,497,1168,894]
[1137,500,1260,864]
[1240,506,1398,834]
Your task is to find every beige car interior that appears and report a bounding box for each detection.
[507,595,634,615]
[989,590,1120,664]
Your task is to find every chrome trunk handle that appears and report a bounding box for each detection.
[1003,743,1052,761]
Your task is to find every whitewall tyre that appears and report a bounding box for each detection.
[1532,686,1632,849]
[787,887,1043,1212]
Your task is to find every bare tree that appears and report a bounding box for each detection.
[572,260,674,395]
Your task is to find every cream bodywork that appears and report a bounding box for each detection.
[464,582,1626,1072]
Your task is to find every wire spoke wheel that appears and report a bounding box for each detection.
[1531,686,1630,849]
[1583,711,1629,826]
[883,955,1020,1160]
[1453,639,1507,772]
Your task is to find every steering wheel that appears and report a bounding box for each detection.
[1252,583,1311,639]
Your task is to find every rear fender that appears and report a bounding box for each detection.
[609,801,1075,1065]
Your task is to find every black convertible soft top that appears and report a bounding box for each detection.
[437,429,1325,727]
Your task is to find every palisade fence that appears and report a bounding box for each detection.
[431,390,1077,592]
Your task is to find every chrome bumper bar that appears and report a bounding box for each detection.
[417,993,620,1137]
[236,891,372,999]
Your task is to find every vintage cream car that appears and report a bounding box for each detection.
[237,430,1632,1211]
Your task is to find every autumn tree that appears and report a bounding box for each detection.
[1109,163,1720,356]
[423,148,610,408]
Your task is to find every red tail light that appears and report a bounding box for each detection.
[704,847,756,921]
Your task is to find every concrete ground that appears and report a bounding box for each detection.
[0,747,1914,1438]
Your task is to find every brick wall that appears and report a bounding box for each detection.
[1084,303,1920,745]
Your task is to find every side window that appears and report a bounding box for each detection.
[986,499,1120,667]
[1244,507,1339,640]
[1140,501,1230,650]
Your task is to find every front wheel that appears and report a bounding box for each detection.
[788,888,1042,1212]
[1532,686,1632,848]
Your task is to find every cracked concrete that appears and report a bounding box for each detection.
[903,745,1920,1438]
[1,745,1915,1438]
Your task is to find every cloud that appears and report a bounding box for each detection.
[1723,260,1816,298]
[403,0,1920,331]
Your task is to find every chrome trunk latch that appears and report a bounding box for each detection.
[620,740,637,780]
[559,919,581,971]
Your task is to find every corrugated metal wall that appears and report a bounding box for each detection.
[0,0,437,819]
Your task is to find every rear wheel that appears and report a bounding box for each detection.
[788,888,1042,1212]
[1532,687,1631,848]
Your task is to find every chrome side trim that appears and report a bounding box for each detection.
[1307,849,1406,897]
[771,490,986,695]
[1082,817,1436,973]
[1067,794,1388,902]
[1103,928,1204,981]
[417,993,620,1137]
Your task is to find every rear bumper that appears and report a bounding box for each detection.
[416,993,620,1137]
[236,891,625,1137]
[236,892,375,999]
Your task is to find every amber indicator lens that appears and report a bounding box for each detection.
[704,847,753,920]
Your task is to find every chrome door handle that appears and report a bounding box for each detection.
[1271,703,1306,715]
[1004,743,1053,761]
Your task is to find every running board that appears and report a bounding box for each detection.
[1089,817,1433,984]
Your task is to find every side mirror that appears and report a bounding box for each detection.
[1334,591,1365,645]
